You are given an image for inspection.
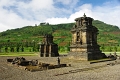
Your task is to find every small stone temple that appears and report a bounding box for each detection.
[68,13,106,61]
[40,34,59,57]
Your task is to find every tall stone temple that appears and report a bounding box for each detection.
[40,34,59,57]
[68,13,106,61]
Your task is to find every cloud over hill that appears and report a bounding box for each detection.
[0,0,120,32]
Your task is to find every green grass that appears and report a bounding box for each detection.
[59,52,68,54]
[0,52,38,56]
[1,52,120,57]
[89,58,112,62]
[103,52,120,55]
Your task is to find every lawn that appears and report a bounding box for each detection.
[1,52,120,57]
[103,52,120,55]
[0,52,38,56]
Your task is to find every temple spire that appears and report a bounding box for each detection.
[83,13,86,17]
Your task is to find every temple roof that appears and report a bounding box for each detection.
[75,13,93,21]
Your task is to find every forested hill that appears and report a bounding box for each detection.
[0,20,120,52]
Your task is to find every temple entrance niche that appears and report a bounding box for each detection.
[68,13,106,61]
[40,34,59,57]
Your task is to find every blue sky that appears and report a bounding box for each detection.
[0,0,120,32]
[81,0,109,6]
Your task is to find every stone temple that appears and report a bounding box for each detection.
[68,13,106,61]
[40,34,59,57]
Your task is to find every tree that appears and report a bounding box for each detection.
[21,46,24,52]
[10,47,14,52]
[5,47,8,52]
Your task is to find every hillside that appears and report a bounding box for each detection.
[0,20,120,52]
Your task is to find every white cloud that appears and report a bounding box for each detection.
[0,0,55,32]
[55,0,79,5]
[0,23,10,32]
[0,0,15,7]
[29,0,54,10]
[45,4,92,24]
[0,0,120,32]
[46,2,120,28]
[45,17,68,24]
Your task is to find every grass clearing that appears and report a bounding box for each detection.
[103,52,120,55]
[1,52,120,57]
[0,52,38,56]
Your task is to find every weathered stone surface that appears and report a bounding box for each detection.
[40,34,59,57]
[68,13,106,60]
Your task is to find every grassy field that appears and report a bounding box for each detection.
[59,52,120,55]
[103,52,120,55]
[0,52,38,56]
[0,52,120,57]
